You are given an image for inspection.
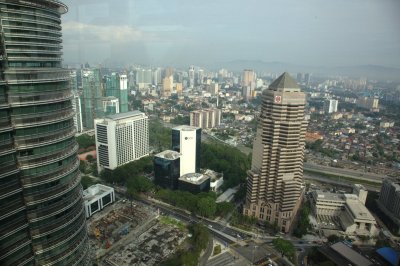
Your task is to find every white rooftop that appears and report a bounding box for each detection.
[83,184,114,202]
[155,150,181,160]
[179,172,210,185]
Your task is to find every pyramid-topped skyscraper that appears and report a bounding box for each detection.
[243,72,307,233]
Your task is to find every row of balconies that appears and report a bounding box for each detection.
[11,107,74,128]
[2,19,62,31]
[39,233,88,266]
[15,126,75,150]
[21,154,78,187]
[24,170,79,206]
[0,138,14,155]
[0,9,61,25]
[28,186,81,224]
[0,214,28,241]
[2,26,62,37]
[33,213,86,255]
[0,160,19,178]
[7,90,71,106]
[4,68,70,84]
[0,178,22,200]
[0,235,31,261]
[3,248,34,266]
[18,143,78,171]
[30,200,83,239]
[0,196,25,220]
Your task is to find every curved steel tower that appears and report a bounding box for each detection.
[0,1,89,265]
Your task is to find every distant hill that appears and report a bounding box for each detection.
[212,60,400,81]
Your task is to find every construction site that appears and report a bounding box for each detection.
[86,199,187,265]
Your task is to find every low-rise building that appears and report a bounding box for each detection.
[178,173,210,193]
[83,184,115,218]
[205,169,224,192]
[154,150,181,190]
[310,184,378,237]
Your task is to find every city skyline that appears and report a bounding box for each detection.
[61,0,400,69]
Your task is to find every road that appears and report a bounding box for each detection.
[304,162,385,183]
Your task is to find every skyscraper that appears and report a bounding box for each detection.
[242,69,256,100]
[81,68,103,129]
[244,72,307,233]
[324,99,338,113]
[0,0,89,264]
[172,125,201,176]
[189,66,195,88]
[95,111,149,173]
[105,73,129,113]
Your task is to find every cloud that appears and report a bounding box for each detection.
[63,21,144,43]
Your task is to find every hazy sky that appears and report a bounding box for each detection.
[61,0,400,68]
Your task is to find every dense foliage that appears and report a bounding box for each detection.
[272,237,295,259]
[155,189,234,218]
[100,156,153,185]
[149,119,172,152]
[80,175,97,190]
[76,134,95,149]
[170,116,190,125]
[293,204,312,238]
[200,143,251,189]
[230,210,258,231]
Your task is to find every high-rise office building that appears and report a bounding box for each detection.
[304,73,311,86]
[0,0,89,264]
[189,66,195,88]
[175,83,183,95]
[324,99,338,113]
[101,96,120,116]
[244,72,307,233]
[135,68,152,90]
[72,91,83,133]
[378,178,400,234]
[172,125,201,176]
[190,108,221,129]
[105,73,128,113]
[81,68,103,129]
[296,73,303,83]
[162,75,173,97]
[95,111,149,173]
[242,69,256,100]
[70,70,83,133]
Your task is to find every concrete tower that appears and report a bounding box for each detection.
[244,72,307,233]
[0,0,90,264]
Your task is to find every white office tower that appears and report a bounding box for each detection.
[95,111,149,172]
[189,66,195,88]
[172,125,201,176]
[72,90,83,133]
[324,99,338,113]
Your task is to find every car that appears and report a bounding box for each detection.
[208,224,213,228]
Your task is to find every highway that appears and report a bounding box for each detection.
[304,162,385,183]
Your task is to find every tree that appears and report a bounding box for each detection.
[81,175,96,189]
[127,175,153,193]
[216,202,235,217]
[293,204,311,238]
[197,197,216,218]
[76,135,95,149]
[327,234,341,243]
[272,238,295,258]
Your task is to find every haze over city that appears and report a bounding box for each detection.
[62,0,400,73]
